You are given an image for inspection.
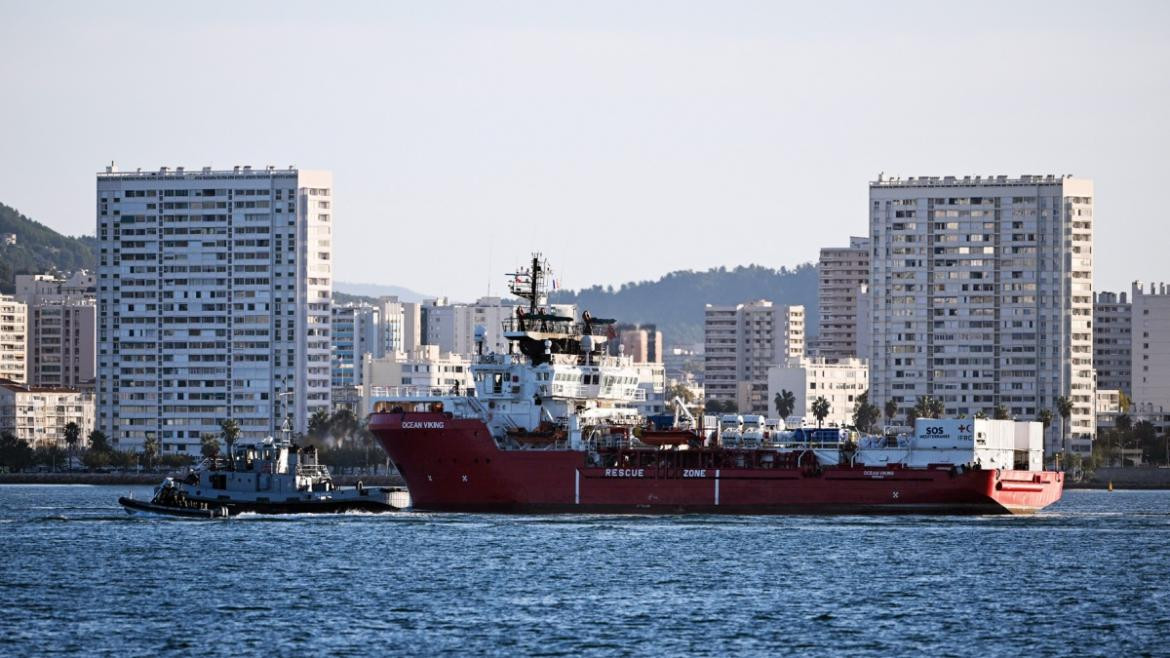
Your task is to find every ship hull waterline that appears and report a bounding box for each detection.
[369,412,1064,515]
[118,492,404,518]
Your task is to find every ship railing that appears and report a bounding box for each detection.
[725,439,847,451]
[297,464,331,479]
[501,318,616,337]
[368,387,488,419]
[594,436,636,450]
[476,353,526,366]
[549,353,635,369]
[195,456,228,471]
[368,385,461,399]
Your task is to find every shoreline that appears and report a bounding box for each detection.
[0,472,405,487]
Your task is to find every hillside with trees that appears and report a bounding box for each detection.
[0,202,96,293]
[551,263,820,346]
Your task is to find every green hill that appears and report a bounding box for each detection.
[551,263,820,346]
[0,202,96,293]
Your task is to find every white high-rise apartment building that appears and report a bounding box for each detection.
[703,301,805,414]
[96,165,333,454]
[15,272,97,390]
[868,174,1094,454]
[377,296,421,356]
[1093,291,1131,397]
[817,236,870,359]
[0,295,28,383]
[331,303,381,389]
[1131,281,1170,413]
[703,305,739,405]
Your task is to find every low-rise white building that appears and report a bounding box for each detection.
[1095,388,1122,434]
[1096,389,1122,415]
[0,379,95,449]
[767,357,868,427]
[15,271,96,300]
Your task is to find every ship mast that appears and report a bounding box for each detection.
[508,253,551,316]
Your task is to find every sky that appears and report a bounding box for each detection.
[1,1,1167,301]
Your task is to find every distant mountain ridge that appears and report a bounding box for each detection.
[333,281,431,303]
[0,202,96,293]
[551,263,820,346]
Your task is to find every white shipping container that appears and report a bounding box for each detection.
[908,419,1045,471]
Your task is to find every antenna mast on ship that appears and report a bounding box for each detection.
[508,253,551,316]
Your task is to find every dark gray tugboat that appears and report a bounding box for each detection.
[119,438,408,518]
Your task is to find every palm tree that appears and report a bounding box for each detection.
[308,410,331,440]
[355,419,377,469]
[852,391,879,434]
[200,433,221,459]
[63,422,81,469]
[1115,413,1132,434]
[142,436,159,471]
[219,418,240,467]
[910,395,944,425]
[1035,408,1054,465]
[1037,408,1053,429]
[811,396,831,428]
[87,430,110,454]
[329,408,358,445]
[1056,396,1073,467]
[929,397,945,418]
[992,404,1010,420]
[1114,413,1132,467]
[774,389,796,419]
[884,399,898,427]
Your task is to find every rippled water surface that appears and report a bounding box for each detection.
[1,486,1168,656]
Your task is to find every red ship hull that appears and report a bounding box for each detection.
[369,412,1064,515]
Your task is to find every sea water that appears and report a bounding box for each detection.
[0,485,1167,656]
